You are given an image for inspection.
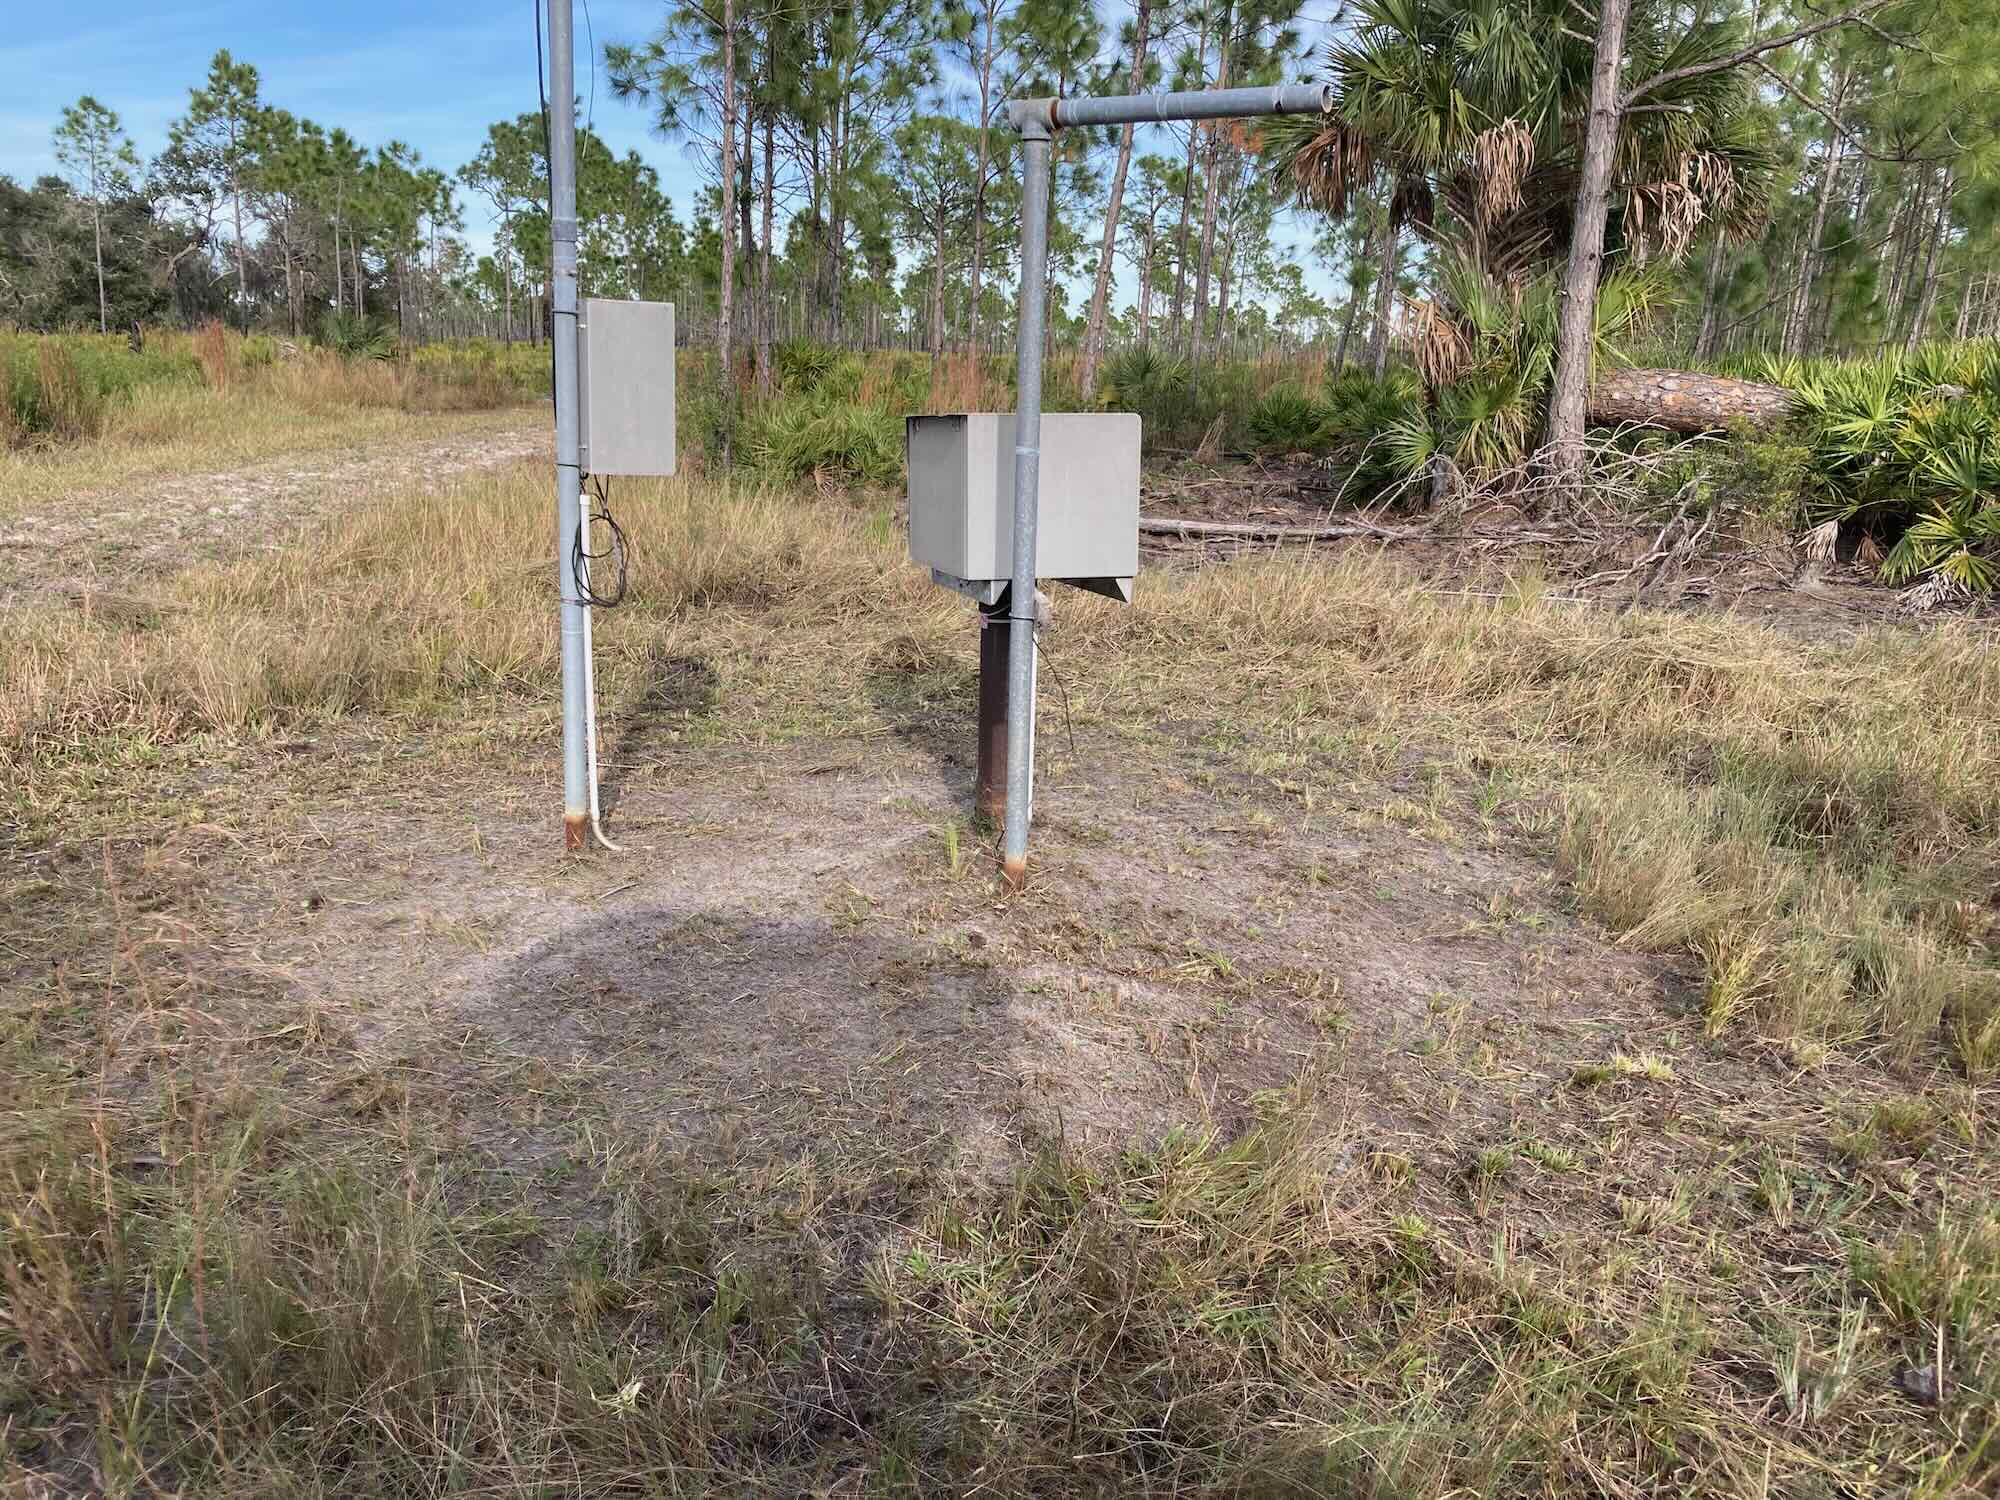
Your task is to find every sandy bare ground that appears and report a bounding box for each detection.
[0,410,546,596]
[65,712,1691,1197]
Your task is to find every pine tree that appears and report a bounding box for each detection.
[51,97,140,334]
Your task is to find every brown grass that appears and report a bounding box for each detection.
[3,463,1997,1494]
[10,473,1999,1074]
[193,319,229,390]
[922,350,1011,413]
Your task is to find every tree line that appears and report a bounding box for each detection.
[3,1,1996,390]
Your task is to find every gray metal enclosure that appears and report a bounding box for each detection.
[579,298,676,477]
[907,413,1139,586]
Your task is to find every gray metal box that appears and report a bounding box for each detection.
[906,412,1140,587]
[579,298,675,476]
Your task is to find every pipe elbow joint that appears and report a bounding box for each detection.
[1006,98,1057,138]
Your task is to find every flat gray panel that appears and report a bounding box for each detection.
[906,411,1140,583]
[580,298,676,476]
[907,413,969,578]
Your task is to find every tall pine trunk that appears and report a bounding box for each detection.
[1169,124,1197,349]
[1881,174,1924,345]
[229,111,248,330]
[1816,167,1872,352]
[1783,65,1850,358]
[1904,167,1952,354]
[1694,233,1726,360]
[1137,215,1157,346]
[930,217,947,357]
[1548,0,1633,472]
[93,201,108,333]
[719,0,737,461]
[1334,212,1378,371]
[829,94,849,343]
[1079,0,1152,400]
[738,107,756,354]
[759,97,775,395]
[1190,2,1234,367]
[1792,71,1848,358]
[966,8,997,352]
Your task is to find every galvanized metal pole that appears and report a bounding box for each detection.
[999,122,1052,887]
[549,0,590,851]
[1006,83,1327,134]
[994,84,1326,884]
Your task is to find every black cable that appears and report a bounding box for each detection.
[533,0,552,167]
[582,0,596,136]
[535,0,555,370]
[1035,631,1078,757]
[573,475,629,607]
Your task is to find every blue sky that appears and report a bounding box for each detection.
[3,3,680,206]
[3,2,1343,311]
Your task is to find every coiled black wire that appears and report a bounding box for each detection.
[572,475,628,607]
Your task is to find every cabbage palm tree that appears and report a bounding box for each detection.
[1268,0,1787,484]
[1270,0,1778,285]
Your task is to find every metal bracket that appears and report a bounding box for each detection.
[930,569,1008,607]
[932,570,1132,607]
[1057,576,1134,604]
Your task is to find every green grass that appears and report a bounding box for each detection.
[0,330,206,445]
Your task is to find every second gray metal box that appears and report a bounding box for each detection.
[579,298,676,476]
[906,412,1140,584]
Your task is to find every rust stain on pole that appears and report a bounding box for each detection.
[976,600,1010,823]
[564,812,588,852]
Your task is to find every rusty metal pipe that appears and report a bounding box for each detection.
[976,597,1010,822]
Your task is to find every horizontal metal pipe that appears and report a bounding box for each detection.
[1007,84,1329,133]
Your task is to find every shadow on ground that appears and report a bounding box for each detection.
[862,652,980,815]
[598,650,720,817]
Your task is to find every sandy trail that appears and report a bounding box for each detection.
[0,411,547,596]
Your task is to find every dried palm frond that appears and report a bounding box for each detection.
[1193,414,1226,464]
[1286,122,1376,218]
[1404,297,1474,389]
[1472,119,1536,222]
[1684,150,1738,215]
[1390,173,1435,233]
[1627,179,1706,264]
[1901,573,1970,614]
[1801,518,1840,561]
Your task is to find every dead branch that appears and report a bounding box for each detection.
[1139,516,1427,543]
[1622,2,1900,110]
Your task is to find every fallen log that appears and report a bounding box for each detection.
[1137,516,1576,547]
[1139,516,1417,543]
[1588,368,1794,434]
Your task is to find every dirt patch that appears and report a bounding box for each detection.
[0,411,545,596]
[159,709,1690,1212]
